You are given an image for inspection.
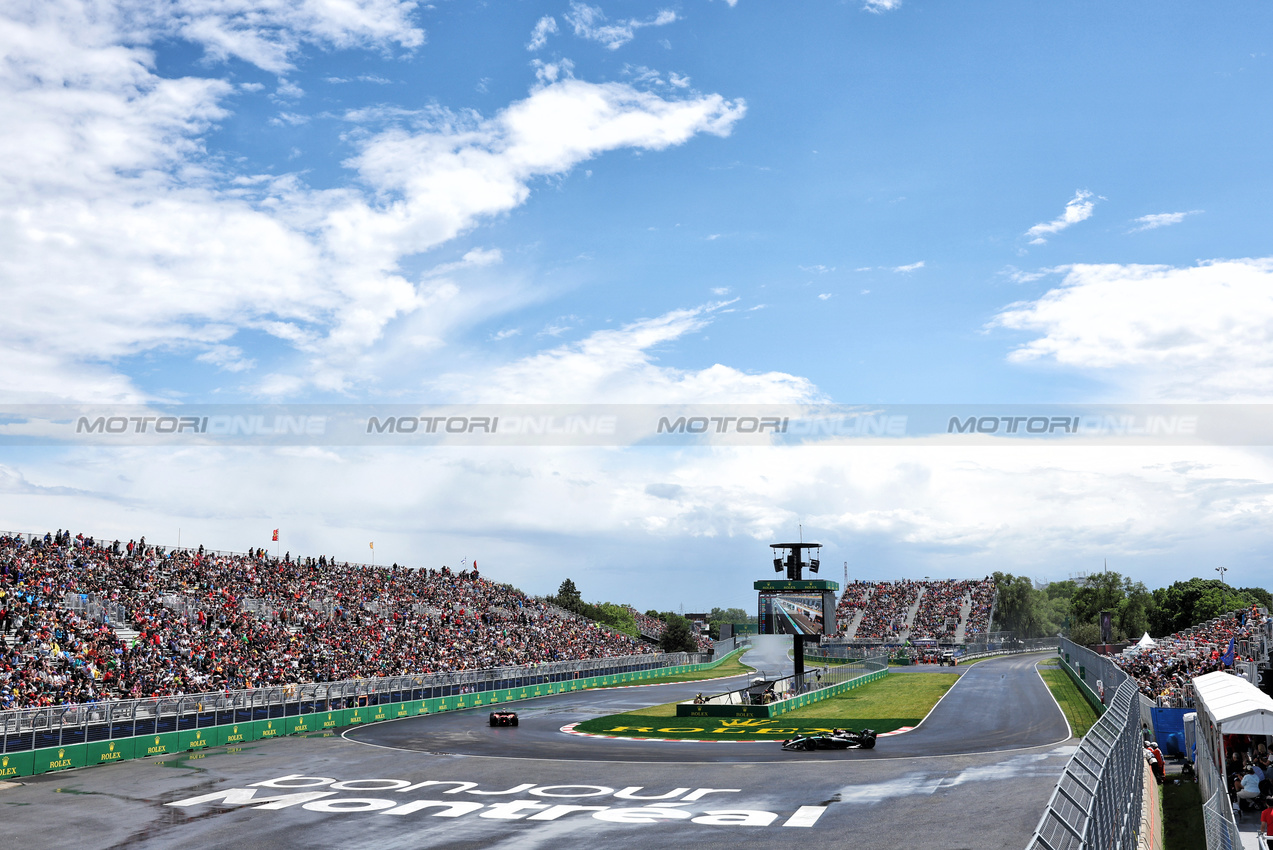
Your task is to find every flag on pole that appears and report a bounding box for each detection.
[369,542,374,550]
[272,529,279,542]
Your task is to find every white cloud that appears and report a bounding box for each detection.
[863,0,902,12]
[1025,190,1097,245]
[564,3,678,51]
[0,1,746,400]
[8,441,1273,609]
[195,344,256,373]
[1002,265,1051,284]
[800,264,834,274]
[438,302,821,403]
[993,257,1273,400]
[711,287,730,295]
[1130,210,1201,232]
[270,111,310,126]
[273,78,304,100]
[527,15,558,51]
[892,261,924,273]
[119,0,426,75]
[622,65,691,90]
[490,328,521,341]
[818,293,832,300]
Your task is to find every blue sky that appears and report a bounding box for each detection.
[2,1,1273,614]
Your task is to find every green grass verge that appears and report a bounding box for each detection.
[1036,659,1099,738]
[1164,781,1206,850]
[573,671,958,740]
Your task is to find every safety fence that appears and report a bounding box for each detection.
[1056,637,1130,715]
[1194,730,1240,850]
[0,648,736,779]
[1025,676,1144,850]
[808,636,1058,663]
[957,636,1061,662]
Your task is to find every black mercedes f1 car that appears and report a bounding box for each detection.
[489,710,519,727]
[781,728,876,751]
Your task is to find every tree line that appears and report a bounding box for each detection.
[991,571,1273,642]
[548,578,704,653]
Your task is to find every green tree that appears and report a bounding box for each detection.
[706,606,751,640]
[1042,580,1078,635]
[659,615,699,653]
[991,572,1049,638]
[1149,578,1254,635]
[1069,571,1127,632]
[1239,586,1273,610]
[1069,621,1101,646]
[554,578,582,611]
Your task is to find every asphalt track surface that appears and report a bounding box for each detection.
[1,648,1074,850]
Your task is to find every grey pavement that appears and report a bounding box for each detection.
[0,649,1071,850]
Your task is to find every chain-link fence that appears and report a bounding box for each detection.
[810,635,1058,661]
[1194,730,1240,850]
[1025,677,1143,850]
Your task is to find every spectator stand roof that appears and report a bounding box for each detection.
[1191,670,1273,736]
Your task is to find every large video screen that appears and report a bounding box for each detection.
[758,591,837,636]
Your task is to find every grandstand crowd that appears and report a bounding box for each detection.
[1114,604,1268,707]
[0,530,668,710]
[834,578,996,643]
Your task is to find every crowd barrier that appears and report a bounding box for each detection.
[1194,729,1241,850]
[0,649,741,779]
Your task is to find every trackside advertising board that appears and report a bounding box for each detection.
[0,651,746,777]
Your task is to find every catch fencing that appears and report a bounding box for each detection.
[1194,730,1240,850]
[809,635,1058,661]
[1025,676,1144,850]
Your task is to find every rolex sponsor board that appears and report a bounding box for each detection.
[33,744,86,774]
[88,738,134,764]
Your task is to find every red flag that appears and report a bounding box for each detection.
[272,529,279,541]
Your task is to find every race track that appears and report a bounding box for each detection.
[0,650,1073,850]
[345,649,1069,761]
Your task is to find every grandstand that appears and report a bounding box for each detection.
[1113,603,1271,707]
[832,578,996,644]
[0,529,661,710]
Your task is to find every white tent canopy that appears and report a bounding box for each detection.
[1192,670,1273,736]
[1135,632,1156,649]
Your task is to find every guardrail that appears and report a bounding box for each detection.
[1025,677,1144,850]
